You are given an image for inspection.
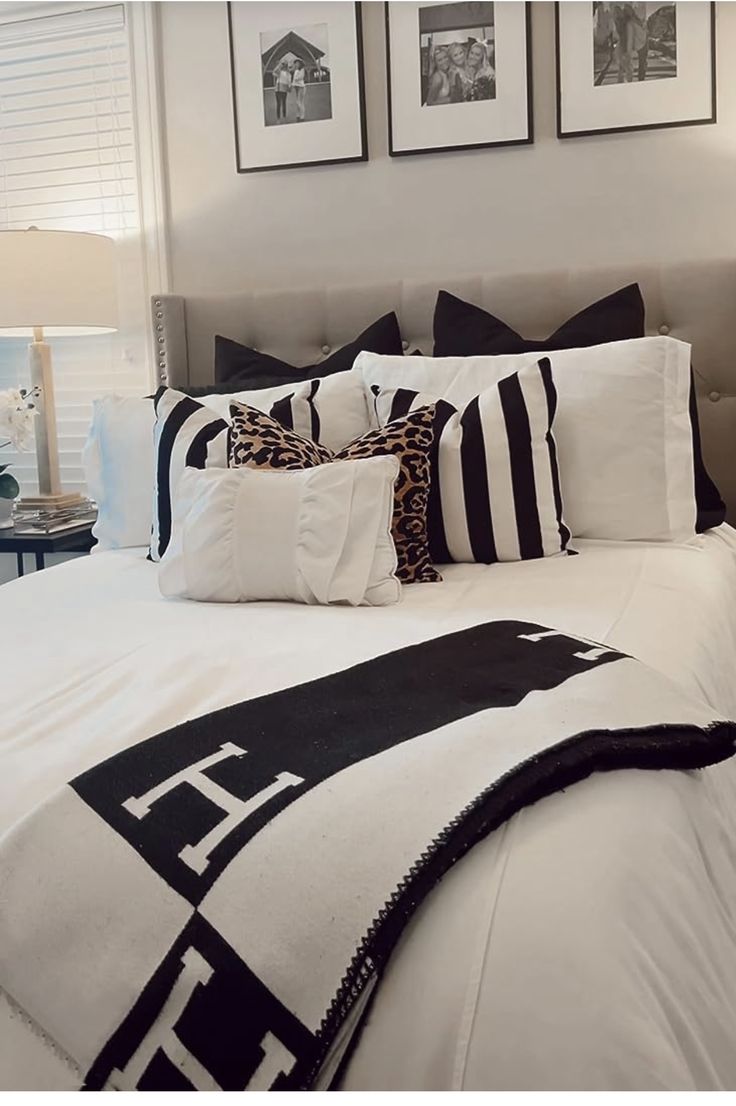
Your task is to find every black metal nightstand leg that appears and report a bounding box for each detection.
[35,552,44,572]
[16,553,24,577]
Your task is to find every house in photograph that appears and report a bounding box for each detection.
[261,28,329,86]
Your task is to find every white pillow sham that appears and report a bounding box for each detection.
[356,336,696,542]
[84,372,370,553]
[158,457,401,606]
[83,395,156,552]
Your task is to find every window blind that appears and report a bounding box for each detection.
[0,3,150,493]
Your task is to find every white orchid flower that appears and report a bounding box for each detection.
[0,387,38,452]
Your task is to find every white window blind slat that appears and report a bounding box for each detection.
[5,200,137,223]
[7,180,135,203]
[0,67,129,93]
[0,62,129,95]
[6,161,134,189]
[4,94,131,121]
[1,129,131,161]
[0,52,129,85]
[0,3,149,496]
[5,143,133,172]
[0,5,124,44]
[2,101,132,130]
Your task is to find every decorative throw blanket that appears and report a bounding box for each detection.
[0,621,734,1091]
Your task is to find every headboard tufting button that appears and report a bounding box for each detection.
[321,344,331,355]
[658,324,670,335]
[709,390,721,402]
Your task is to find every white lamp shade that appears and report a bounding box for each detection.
[0,228,118,336]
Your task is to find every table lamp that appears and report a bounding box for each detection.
[0,227,118,508]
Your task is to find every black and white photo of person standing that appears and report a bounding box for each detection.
[273,59,291,121]
[260,23,333,127]
[593,2,677,86]
[230,2,367,172]
[292,57,307,121]
[420,1,496,107]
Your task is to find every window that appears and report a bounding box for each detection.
[0,2,161,493]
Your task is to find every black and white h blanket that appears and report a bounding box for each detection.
[0,621,734,1091]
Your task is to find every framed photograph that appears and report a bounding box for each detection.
[556,2,716,138]
[227,2,367,173]
[385,1,533,157]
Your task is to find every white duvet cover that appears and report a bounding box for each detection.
[2,528,736,1090]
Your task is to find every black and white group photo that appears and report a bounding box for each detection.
[419,1,496,107]
[593,2,677,86]
[260,22,332,126]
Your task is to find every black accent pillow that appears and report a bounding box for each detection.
[433,285,725,534]
[689,374,726,532]
[214,311,403,391]
[433,284,645,358]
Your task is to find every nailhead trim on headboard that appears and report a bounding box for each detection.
[150,294,188,386]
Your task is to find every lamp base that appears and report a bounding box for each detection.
[19,492,85,510]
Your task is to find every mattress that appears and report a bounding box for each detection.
[2,527,736,1090]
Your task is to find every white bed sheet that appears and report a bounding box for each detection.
[2,528,736,1090]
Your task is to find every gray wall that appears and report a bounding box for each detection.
[159,1,736,295]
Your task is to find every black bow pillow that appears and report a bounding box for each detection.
[214,312,403,392]
[433,284,646,358]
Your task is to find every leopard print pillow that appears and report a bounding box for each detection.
[228,401,441,584]
[229,404,332,470]
[334,413,440,584]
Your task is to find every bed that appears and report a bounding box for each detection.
[1,263,736,1091]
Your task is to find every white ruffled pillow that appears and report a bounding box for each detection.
[158,456,401,606]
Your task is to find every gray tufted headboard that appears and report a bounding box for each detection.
[151,261,736,523]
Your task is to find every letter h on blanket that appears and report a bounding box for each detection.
[121,741,304,875]
[518,629,617,663]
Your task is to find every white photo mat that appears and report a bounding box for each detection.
[557,1,715,137]
[228,1,367,172]
[386,1,532,156]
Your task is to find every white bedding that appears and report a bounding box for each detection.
[2,528,736,1090]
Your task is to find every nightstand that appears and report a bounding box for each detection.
[0,523,96,577]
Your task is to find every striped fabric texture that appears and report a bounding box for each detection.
[270,380,323,444]
[369,358,571,564]
[150,383,336,561]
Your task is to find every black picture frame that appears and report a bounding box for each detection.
[385,1,533,158]
[227,1,368,174]
[555,1,716,140]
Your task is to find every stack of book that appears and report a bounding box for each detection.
[12,499,97,535]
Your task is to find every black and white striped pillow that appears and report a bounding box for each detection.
[150,382,333,561]
[369,357,571,564]
[270,380,323,443]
